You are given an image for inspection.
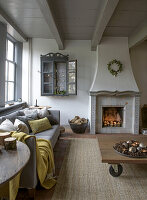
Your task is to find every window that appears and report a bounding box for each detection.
[5,39,16,102]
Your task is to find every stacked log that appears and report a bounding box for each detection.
[70,116,88,125]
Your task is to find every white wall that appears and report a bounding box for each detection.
[90,37,139,92]
[28,39,97,125]
[130,41,147,106]
[22,37,147,125]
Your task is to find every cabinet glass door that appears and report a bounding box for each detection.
[42,61,53,94]
[68,60,77,95]
[55,62,67,95]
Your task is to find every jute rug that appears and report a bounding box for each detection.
[52,138,147,200]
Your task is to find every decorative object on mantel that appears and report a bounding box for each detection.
[0,132,11,146]
[4,137,17,150]
[69,116,88,133]
[113,140,147,158]
[107,59,123,77]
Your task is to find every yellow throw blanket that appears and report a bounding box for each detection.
[0,132,56,200]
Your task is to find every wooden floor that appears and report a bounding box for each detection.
[16,126,96,200]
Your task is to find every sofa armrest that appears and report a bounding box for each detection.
[48,110,60,125]
[20,136,38,189]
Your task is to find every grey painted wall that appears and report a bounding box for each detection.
[0,22,7,107]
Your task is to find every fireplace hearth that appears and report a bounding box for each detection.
[102,107,123,128]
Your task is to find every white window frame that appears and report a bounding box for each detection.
[5,37,16,103]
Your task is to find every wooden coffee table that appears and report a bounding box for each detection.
[97,134,147,177]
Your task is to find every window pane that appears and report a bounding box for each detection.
[8,62,15,81]
[8,82,14,101]
[5,82,7,102]
[5,61,8,81]
[7,40,14,61]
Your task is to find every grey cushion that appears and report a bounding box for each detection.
[16,116,37,132]
[17,110,25,116]
[1,111,19,123]
[33,125,60,147]
[24,109,38,119]
[47,115,58,125]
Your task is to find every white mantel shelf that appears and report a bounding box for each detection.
[90,90,141,97]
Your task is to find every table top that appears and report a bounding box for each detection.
[0,141,30,186]
[97,134,147,164]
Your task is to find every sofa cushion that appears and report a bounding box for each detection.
[28,117,52,134]
[24,109,38,119]
[37,108,58,125]
[14,119,29,134]
[16,116,36,132]
[0,119,17,132]
[1,111,19,123]
[37,107,49,118]
[17,110,25,116]
[35,125,60,147]
[47,115,58,125]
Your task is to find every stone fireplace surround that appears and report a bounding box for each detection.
[90,91,140,134]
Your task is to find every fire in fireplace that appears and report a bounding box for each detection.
[102,107,123,128]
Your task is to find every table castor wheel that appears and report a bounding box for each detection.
[109,164,123,177]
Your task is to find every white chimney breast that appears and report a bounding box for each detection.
[90,37,139,92]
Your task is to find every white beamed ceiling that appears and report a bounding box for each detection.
[0,0,53,39]
[103,0,147,37]
[0,0,146,46]
[50,0,101,40]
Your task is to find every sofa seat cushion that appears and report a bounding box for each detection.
[31,125,60,148]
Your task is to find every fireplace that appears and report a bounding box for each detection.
[102,106,123,128]
[89,37,140,134]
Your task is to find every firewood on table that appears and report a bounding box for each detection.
[0,132,11,146]
[4,137,17,150]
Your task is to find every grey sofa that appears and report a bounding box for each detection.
[0,109,60,194]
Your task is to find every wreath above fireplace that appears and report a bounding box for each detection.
[107,59,123,77]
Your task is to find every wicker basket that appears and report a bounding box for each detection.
[68,119,88,134]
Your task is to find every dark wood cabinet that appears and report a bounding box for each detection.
[41,53,77,96]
